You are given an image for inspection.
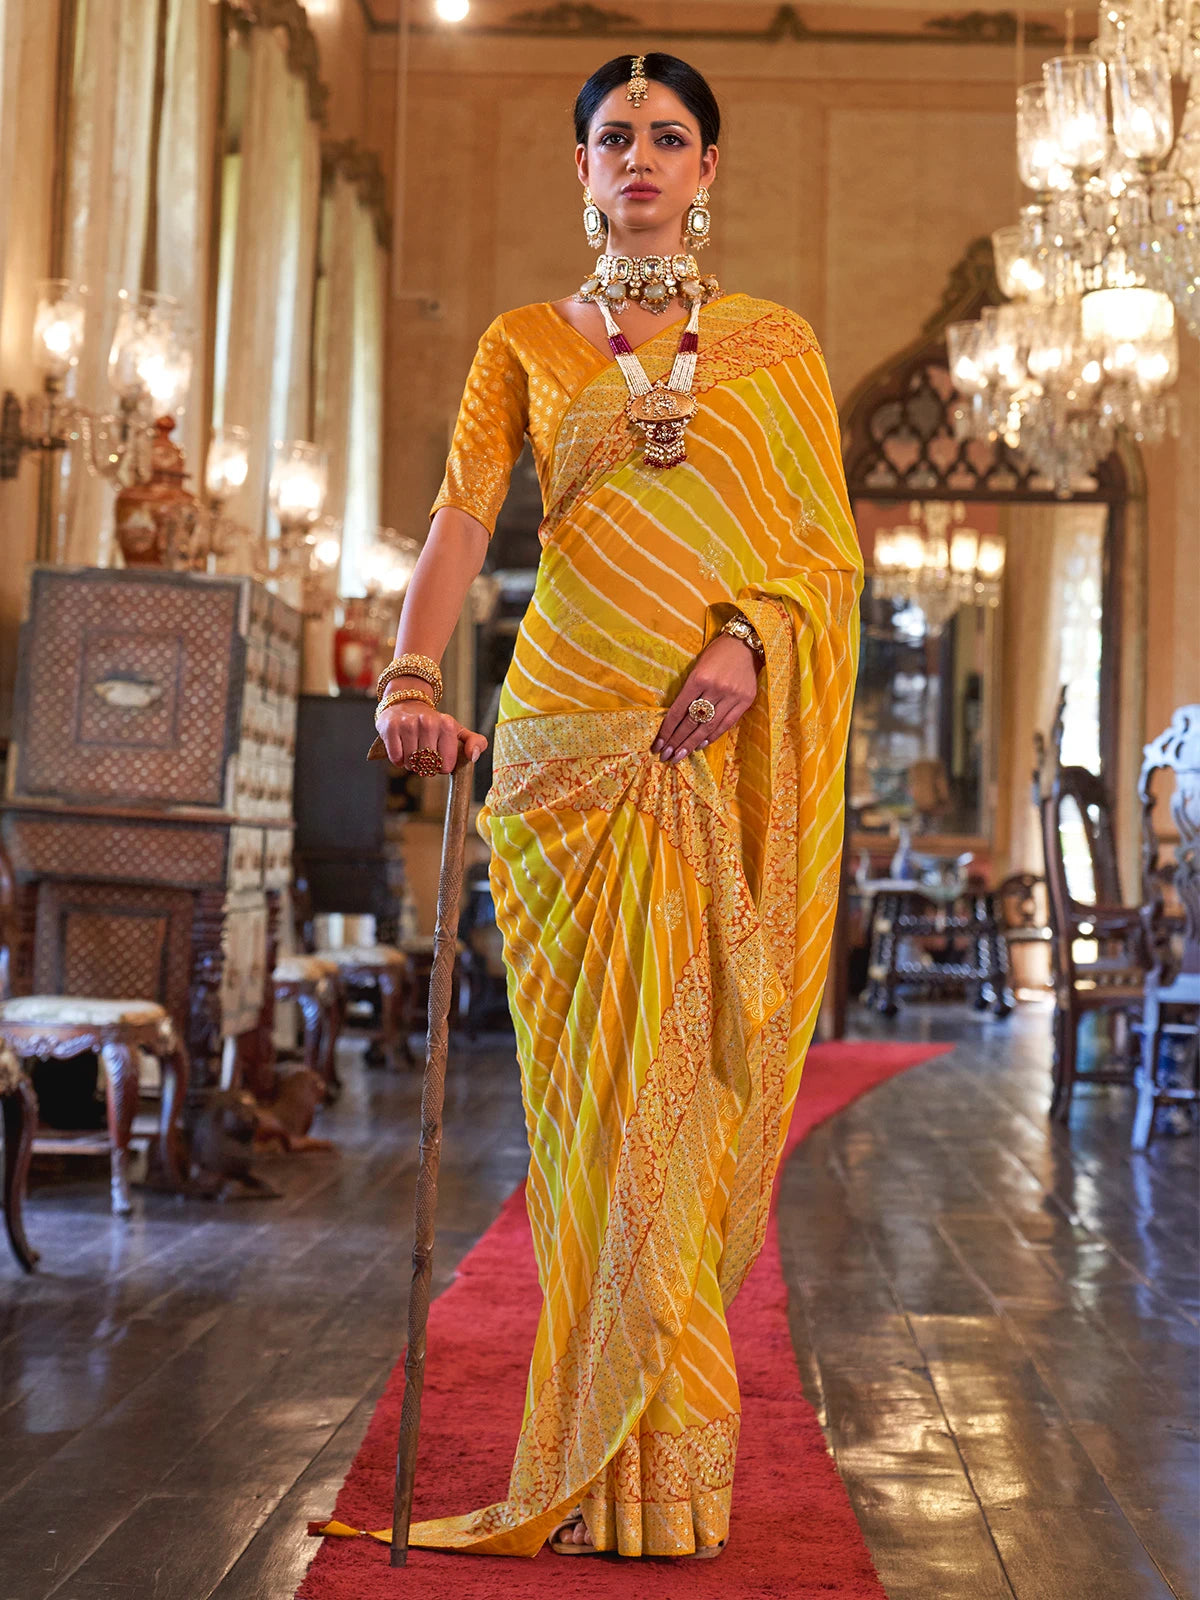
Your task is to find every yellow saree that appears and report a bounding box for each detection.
[417,294,862,1557]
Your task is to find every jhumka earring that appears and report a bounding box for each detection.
[683,186,712,251]
[582,187,606,250]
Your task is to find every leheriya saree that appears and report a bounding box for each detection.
[317,293,862,1558]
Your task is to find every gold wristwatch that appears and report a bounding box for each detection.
[719,612,765,658]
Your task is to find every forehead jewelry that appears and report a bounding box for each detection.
[627,54,648,106]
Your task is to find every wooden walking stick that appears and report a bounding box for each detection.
[390,751,475,1567]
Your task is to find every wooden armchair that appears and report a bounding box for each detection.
[1131,706,1200,1149]
[0,842,185,1231]
[1034,689,1144,1121]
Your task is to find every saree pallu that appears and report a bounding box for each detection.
[409,296,862,1557]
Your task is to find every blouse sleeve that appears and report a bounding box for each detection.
[430,314,528,537]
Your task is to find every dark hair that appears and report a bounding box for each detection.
[573,54,720,150]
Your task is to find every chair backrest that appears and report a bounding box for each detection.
[1138,704,1200,979]
[1034,686,1124,926]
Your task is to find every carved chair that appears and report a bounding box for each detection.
[1034,688,1144,1121]
[294,865,414,1072]
[270,953,344,1102]
[1,1040,38,1271]
[0,843,185,1219]
[1131,706,1200,1150]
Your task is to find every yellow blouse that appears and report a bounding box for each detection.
[432,302,679,536]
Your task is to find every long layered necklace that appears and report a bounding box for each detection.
[577,254,721,470]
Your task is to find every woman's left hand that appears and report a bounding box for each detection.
[652,632,761,764]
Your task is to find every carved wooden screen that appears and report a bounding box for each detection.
[841,239,1128,507]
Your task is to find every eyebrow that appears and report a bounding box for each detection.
[596,120,691,131]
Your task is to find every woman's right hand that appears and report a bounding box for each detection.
[374,700,488,774]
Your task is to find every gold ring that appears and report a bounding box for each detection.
[408,747,444,777]
[687,697,716,724]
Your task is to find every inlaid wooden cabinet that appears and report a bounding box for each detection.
[1,566,300,1088]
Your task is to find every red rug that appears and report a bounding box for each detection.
[299,1040,951,1599]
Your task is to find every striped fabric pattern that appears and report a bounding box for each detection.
[408,295,863,1558]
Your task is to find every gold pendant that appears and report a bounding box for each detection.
[627,386,696,469]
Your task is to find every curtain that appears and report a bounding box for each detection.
[59,0,160,566]
[1000,501,1107,882]
[215,24,321,543]
[155,0,217,479]
[314,170,384,598]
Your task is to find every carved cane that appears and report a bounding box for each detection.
[390,752,475,1566]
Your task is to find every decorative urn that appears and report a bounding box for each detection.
[114,415,195,568]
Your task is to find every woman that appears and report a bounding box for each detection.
[371,52,861,1559]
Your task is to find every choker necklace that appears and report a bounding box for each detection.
[577,253,721,316]
[596,292,703,470]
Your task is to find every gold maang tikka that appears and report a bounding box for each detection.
[627,54,649,106]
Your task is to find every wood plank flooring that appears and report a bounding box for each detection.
[0,1003,1195,1599]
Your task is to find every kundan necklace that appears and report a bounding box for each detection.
[576,252,718,315]
[577,254,722,470]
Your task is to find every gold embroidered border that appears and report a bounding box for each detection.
[582,1412,740,1556]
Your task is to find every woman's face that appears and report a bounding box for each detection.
[576,79,718,246]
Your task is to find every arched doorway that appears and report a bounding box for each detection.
[838,239,1145,884]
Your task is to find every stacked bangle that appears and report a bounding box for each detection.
[377,653,443,704]
[376,687,436,722]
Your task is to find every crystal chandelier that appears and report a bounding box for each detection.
[948,4,1198,495]
[872,501,1005,633]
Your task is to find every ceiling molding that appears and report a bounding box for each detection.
[351,2,1077,46]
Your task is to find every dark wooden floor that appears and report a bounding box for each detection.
[0,1003,1196,1599]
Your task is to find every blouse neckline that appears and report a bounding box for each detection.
[540,294,738,369]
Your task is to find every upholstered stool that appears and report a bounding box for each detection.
[1,1041,38,1271]
[0,998,186,1216]
[313,945,413,1070]
[271,954,344,1100]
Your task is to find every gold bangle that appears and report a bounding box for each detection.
[376,687,436,721]
[377,653,443,704]
[720,613,765,657]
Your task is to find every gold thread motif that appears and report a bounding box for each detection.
[655,887,686,932]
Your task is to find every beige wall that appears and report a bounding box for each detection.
[0,3,61,738]
[371,28,1197,810]
[304,0,371,143]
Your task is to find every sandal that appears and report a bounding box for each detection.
[548,1508,598,1555]
[686,1538,726,1559]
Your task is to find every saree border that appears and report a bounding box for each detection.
[539,295,818,545]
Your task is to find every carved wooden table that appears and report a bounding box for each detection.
[1,567,300,1096]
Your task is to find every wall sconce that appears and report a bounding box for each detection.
[84,290,194,484]
[0,279,87,479]
[362,525,420,598]
[205,423,250,503]
[0,282,195,488]
[266,440,340,609]
[269,439,327,533]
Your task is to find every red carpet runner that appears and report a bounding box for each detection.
[299,1040,951,1599]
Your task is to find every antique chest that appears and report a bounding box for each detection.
[2,567,300,1084]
